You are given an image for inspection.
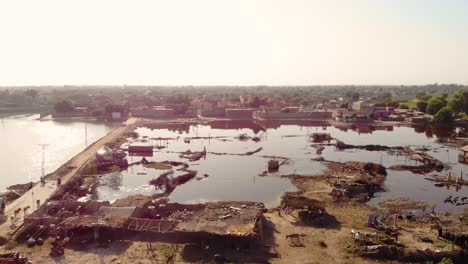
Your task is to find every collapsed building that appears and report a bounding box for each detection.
[328,161,387,202]
[95,145,128,170]
[17,196,265,256]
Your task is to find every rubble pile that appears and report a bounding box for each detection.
[327,161,387,202]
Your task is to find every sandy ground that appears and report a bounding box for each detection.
[0,118,139,238]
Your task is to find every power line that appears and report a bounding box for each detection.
[35,144,48,210]
[85,122,88,147]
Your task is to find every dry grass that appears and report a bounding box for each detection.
[144,163,172,170]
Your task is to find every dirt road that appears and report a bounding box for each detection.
[0,117,139,238]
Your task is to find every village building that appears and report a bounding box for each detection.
[253,107,332,120]
[458,145,468,164]
[225,108,255,119]
[372,106,395,119]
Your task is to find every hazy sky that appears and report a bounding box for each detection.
[0,0,467,86]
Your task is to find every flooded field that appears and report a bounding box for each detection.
[96,121,467,212]
[0,114,118,191]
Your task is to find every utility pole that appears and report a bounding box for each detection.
[35,144,48,209]
[85,122,88,147]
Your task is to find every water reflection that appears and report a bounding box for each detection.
[96,120,467,212]
[0,114,118,190]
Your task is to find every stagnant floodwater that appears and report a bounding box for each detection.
[96,121,467,212]
[0,114,118,191]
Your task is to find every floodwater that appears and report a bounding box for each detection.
[96,120,467,212]
[0,114,118,191]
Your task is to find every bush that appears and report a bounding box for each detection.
[54,100,74,113]
[432,107,454,124]
[416,101,428,112]
[427,98,447,115]
[398,104,409,109]
[447,89,468,114]
[384,98,400,107]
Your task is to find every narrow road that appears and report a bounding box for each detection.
[0,117,139,237]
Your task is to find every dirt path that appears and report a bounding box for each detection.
[0,118,139,238]
[264,204,381,264]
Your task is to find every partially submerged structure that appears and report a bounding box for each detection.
[19,197,266,254]
[95,145,128,170]
[459,145,468,164]
[328,161,387,202]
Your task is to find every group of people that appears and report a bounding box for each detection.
[39,176,62,187]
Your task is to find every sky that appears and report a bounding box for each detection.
[0,0,467,86]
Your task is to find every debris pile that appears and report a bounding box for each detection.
[425,172,467,187]
[179,148,207,161]
[237,133,261,142]
[336,141,403,152]
[311,133,333,143]
[268,160,280,172]
[150,170,198,198]
[389,147,444,173]
[327,161,387,202]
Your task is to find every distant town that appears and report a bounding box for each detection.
[1,85,467,126]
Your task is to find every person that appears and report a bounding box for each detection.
[57,177,61,187]
[354,232,361,243]
[40,176,45,187]
[0,198,5,214]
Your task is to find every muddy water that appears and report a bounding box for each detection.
[0,114,118,191]
[96,121,467,212]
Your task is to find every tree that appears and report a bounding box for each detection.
[426,98,447,115]
[166,94,191,114]
[447,89,468,114]
[253,96,261,108]
[415,92,432,100]
[54,100,74,113]
[105,104,124,113]
[384,98,399,108]
[432,107,454,124]
[416,93,432,101]
[345,91,360,101]
[378,92,392,100]
[24,89,38,98]
[416,101,428,113]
